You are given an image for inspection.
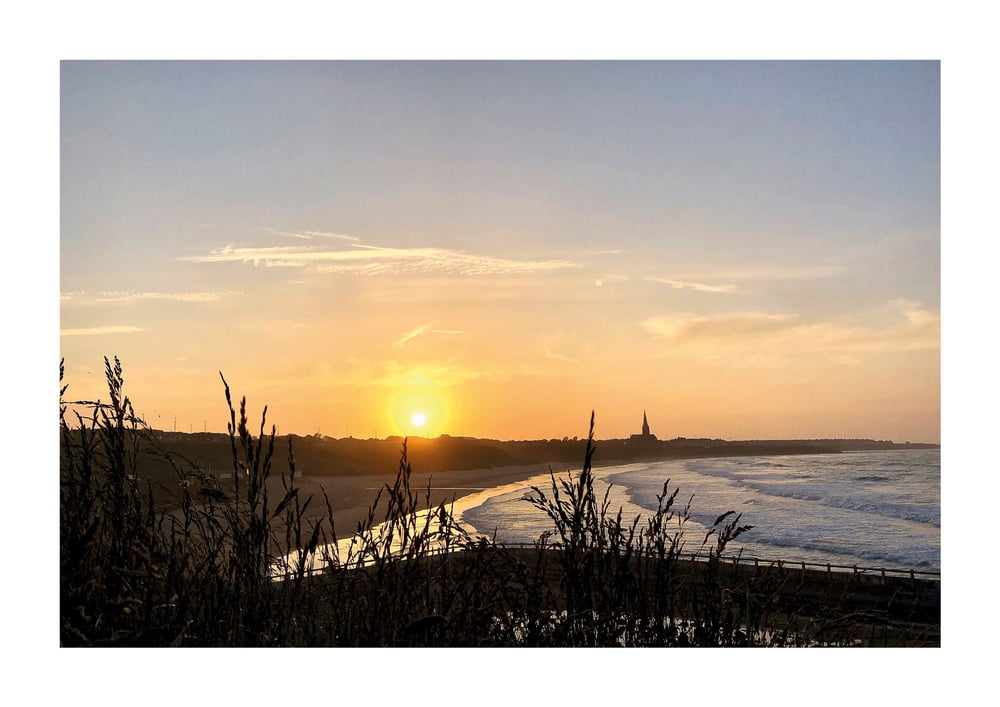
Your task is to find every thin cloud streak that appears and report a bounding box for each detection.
[646,277,737,293]
[60,325,144,337]
[396,324,433,346]
[643,312,799,340]
[61,291,241,303]
[94,291,240,303]
[537,330,578,365]
[671,265,846,281]
[182,242,578,276]
[396,323,465,346]
[543,347,577,364]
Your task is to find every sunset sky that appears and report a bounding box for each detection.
[60,61,940,442]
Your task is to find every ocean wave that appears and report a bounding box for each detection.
[457,449,939,571]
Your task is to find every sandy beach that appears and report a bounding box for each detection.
[268,461,570,542]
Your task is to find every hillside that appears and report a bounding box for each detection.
[116,429,937,484]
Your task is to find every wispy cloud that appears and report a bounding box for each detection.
[395,323,465,346]
[646,277,737,293]
[60,325,144,337]
[642,312,799,340]
[893,299,938,327]
[641,264,844,296]
[396,324,432,346]
[182,242,578,276]
[62,291,241,303]
[543,348,577,364]
[95,291,240,303]
[642,301,939,360]
[537,330,577,365]
[671,264,846,281]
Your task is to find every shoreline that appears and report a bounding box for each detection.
[287,455,653,539]
[284,461,573,539]
[223,447,939,575]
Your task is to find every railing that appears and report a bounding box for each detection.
[493,543,940,580]
[272,539,940,582]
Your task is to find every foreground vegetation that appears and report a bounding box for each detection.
[60,358,939,647]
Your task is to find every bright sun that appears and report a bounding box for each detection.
[388,388,447,437]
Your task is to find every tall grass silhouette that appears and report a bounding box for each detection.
[60,357,940,646]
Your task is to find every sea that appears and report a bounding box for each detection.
[456,448,940,572]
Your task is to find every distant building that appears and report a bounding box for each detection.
[630,411,657,442]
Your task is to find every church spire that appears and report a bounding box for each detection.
[642,410,650,437]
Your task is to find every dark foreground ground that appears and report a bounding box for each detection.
[295,545,940,647]
[500,547,941,646]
